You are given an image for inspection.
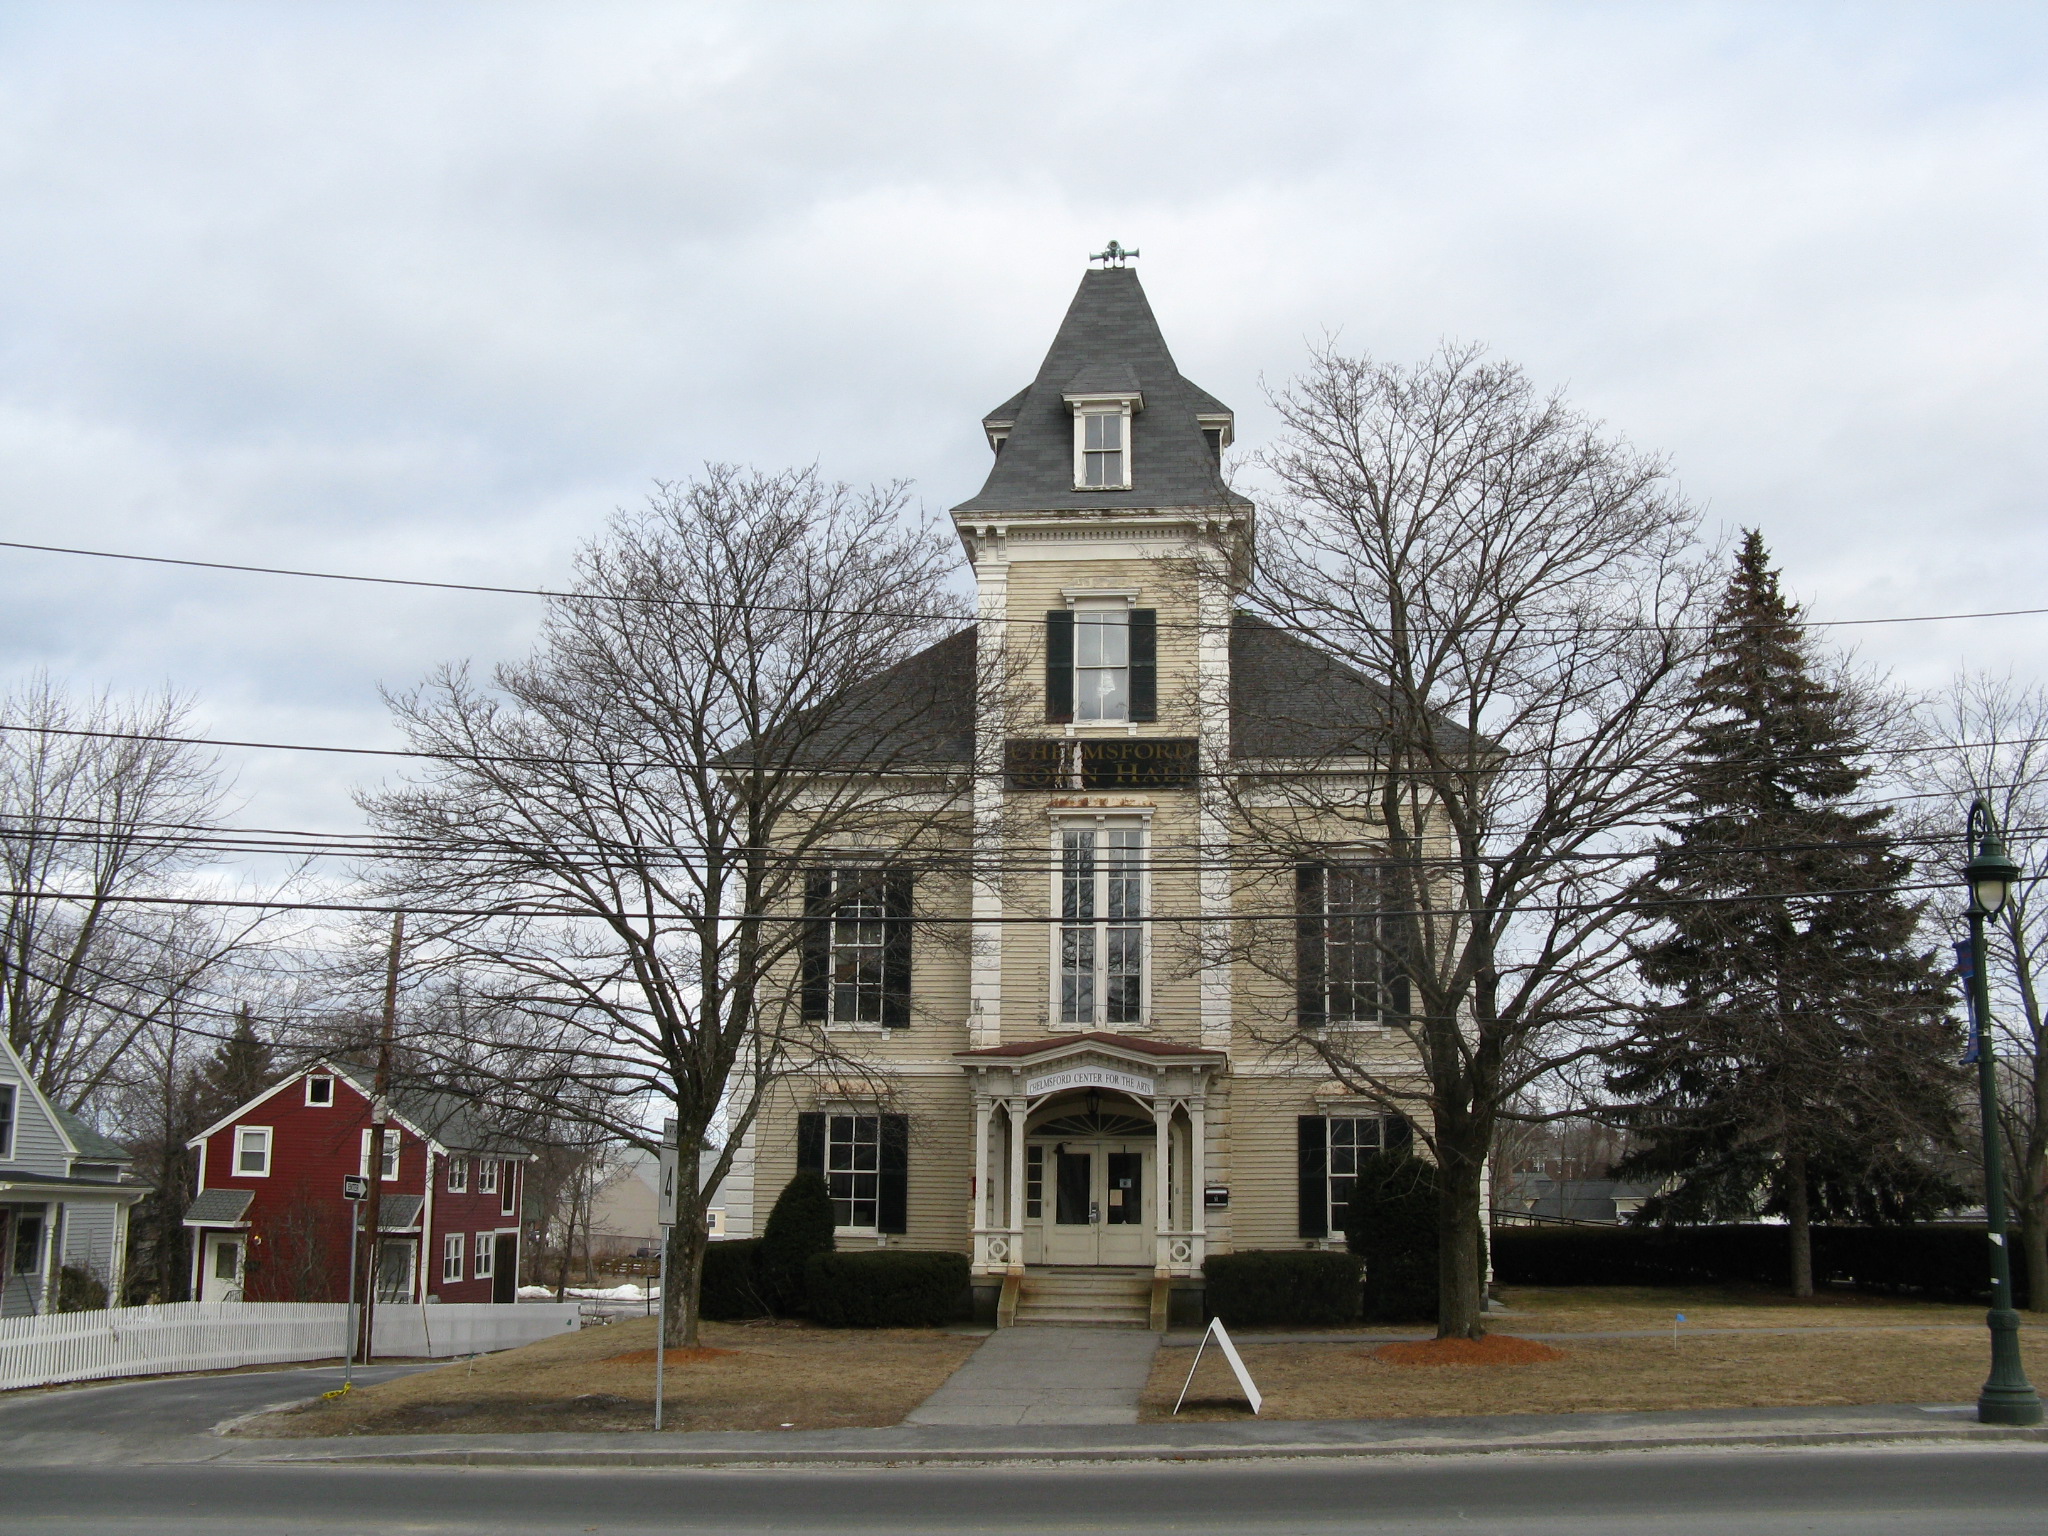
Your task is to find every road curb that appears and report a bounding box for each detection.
[227,1422,2048,1469]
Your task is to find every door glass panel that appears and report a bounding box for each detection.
[1105,1152,1142,1225]
[1054,1151,1092,1225]
[213,1241,240,1280]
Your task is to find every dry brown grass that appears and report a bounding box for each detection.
[240,1317,982,1436]
[1148,1288,2048,1423]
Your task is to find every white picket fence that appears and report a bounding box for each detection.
[0,1300,582,1393]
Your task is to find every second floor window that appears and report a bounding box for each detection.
[801,867,913,1027]
[1297,860,1410,1027]
[1074,610,1129,722]
[447,1157,468,1193]
[1060,826,1144,1026]
[478,1159,499,1194]
[361,1129,400,1181]
[235,1126,272,1176]
[0,1083,14,1160]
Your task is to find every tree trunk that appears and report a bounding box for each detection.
[1435,1121,1490,1340]
[1786,1153,1814,1298]
[2022,1206,2048,1316]
[661,1193,710,1350]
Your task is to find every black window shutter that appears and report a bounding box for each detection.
[797,1112,826,1177]
[878,1114,909,1234]
[801,869,834,1021]
[1296,863,1326,1029]
[1044,610,1074,723]
[1382,1115,1413,1154]
[1128,609,1157,722]
[881,869,913,1028]
[1297,1115,1329,1238]
[1378,860,1411,1024]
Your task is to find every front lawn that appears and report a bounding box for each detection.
[240,1317,982,1436]
[1147,1286,2048,1422]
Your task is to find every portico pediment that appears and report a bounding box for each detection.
[955,1030,1224,1103]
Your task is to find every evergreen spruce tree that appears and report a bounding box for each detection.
[1607,531,1967,1296]
[194,1004,276,1125]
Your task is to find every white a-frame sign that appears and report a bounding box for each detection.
[1173,1317,1263,1415]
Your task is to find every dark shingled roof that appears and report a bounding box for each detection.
[324,1064,530,1157]
[184,1188,253,1225]
[807,616,1466,766]
[952,267,1250,516]
[53,1105,133,1165]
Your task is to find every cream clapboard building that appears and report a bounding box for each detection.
[724,261,1421,1327]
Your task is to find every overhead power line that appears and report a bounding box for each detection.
[6,536,2048,637]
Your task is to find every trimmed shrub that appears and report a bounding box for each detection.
[1343,1151,1439,1324]
[758,1172,836,1314]
[805,1249,971,1328]
[1203,1250,1362,1327]
[698,1238,769,1320]
[1491,1223,2021,1306]
[56,1265,108,1313]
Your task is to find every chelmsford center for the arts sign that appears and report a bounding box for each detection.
[1023,1063,1157,1098]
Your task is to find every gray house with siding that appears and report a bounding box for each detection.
[0,1035,148,1316]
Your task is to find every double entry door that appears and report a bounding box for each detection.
[1036,1139,1151,1265]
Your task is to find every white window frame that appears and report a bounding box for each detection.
[446,1156,468,1193]
[473,1231,496,1278]
[0,1082,15,1161]
[1067,396,1136,490]
[304,1075,335,1107]
[1051,814,1149,1029]
[826,866,890,1027]
[478,1158,499,1194]
[825,1113,881,1235]
[1326,1115,1398,1237]
[359,1128,401,1182]
[500,1164,517,1218]
[442,1231,464,1283]
[233,1125,273,1177]
[1314,861,1391,1027]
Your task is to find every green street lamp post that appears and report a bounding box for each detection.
[1963,797,2043,1426]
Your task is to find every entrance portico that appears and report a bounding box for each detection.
[956,1032,1224,1289]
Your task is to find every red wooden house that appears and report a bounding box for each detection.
[184,1061,529,1306]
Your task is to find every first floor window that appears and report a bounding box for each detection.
[826,1114,880,1231]
[1025,1144,1044,1219]
[234,1126,272,1176]
[478,1159,499,1194]
[474,1233,495,1278]
[1060,825,1144,1026]
[1298,1113,1411,1239]
[447,1157,468,1193]
[1296,860,1409,1027]
[11,1210,44,1274]
[442,1232,464,1283]
[797,1111,909,1234]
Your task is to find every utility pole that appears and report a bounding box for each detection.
[357,912,404,1364]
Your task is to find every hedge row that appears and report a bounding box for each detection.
[1204,1250,1362,1327]
[698,1238,969,1326]
[1492,1224,2021,1306]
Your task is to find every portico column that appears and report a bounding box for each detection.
[1153,1100,1172,1276]
[1006,1097,1028,1273]
[1190,1095,1208,1245]
[972,1092,994,1271]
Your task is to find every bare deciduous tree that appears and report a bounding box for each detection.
[362,466,968,1346]
[1908,671,2048,1309]
[1222,344,1716,1339]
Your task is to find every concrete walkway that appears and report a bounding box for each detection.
[905,1326,1160,1426]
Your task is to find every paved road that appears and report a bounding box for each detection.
[5,1446,2048,1533]
[0,1362,428,1444]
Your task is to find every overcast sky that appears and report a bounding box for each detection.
[1,2,2044,880]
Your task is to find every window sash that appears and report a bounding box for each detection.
[1073,612,1129,722]
[442,1233,464,1283]
[478,1159,499,1193]
[825,1113,881,1230]
[1060,827,1144,1026]
[446,1157,468,1193]
[305,1076,334,1106]
[361,1129,400,1181]
[235,1127,271,1176]
[829,869,888,1024]
[0,1083,14,1161]
[474,1233,495,1277]
[1081,412,1126,487]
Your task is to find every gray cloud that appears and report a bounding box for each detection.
[0,1,2042,861]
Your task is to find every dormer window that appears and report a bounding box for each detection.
[1064,384,1141,491]
[1080,412,1125,487]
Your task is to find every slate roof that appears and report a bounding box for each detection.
[795,616,1469,767]
[184,1188,253,1225]
[375,1193,425,1230]
[953,267,1250,516]
[324,1064,529,1157]
[52,1105,133,1165]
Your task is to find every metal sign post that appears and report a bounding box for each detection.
[341,1175,368,1387]
[654,1118,677,1432]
